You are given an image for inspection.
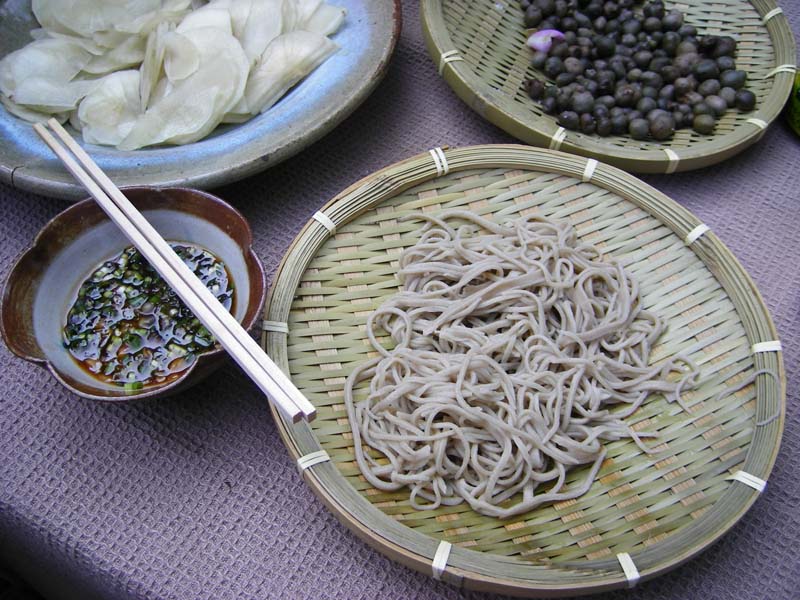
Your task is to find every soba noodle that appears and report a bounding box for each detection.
[344,210,699,518]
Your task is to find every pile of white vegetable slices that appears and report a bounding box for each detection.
[0,0,346,149]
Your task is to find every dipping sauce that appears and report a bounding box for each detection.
[63,243,234,390]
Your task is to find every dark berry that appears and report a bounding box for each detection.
[735,89,756,111]
[692,113,716,134]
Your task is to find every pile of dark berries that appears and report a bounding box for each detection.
[521,0,756,140]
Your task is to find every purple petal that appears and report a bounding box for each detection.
[526,29,565,53]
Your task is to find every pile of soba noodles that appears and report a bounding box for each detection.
[344,210,699,518]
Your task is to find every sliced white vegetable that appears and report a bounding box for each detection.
[239,0,282,65]
[69,107,83,131]
[32,0,188,39]
[92,29,137,50]
[12,0,346,146]
[149,76,174,106]
[296,0,324,25]
[0,38,92,98]
[281,0,301,32]
[33,1,161,38]
[245,30,337,115]
[119,27,248,149]
[304,3,347,36]
[13,78,97,112]
[84,35,146,75]
[210,0,253,39]
[78,69,141,145]
[29,28,49,40]
[139,22,170,110]
[176,6,232,35]
[117,0,192,35]
[226,85,251,116]
[29,29,106,55]
[178,26,249,114]
[165,86,230,144]
[31,0,82,35]
[118,78,221,149]
[220,110,250,123]
[0,93,66,124]
[164,0,195,12]
[163,32,200,82]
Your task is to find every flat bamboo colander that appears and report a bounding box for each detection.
[263,146,785,596]
[420,0,796,174]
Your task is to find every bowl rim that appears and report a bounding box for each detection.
[0,186,267,402]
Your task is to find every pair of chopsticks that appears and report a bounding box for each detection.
[34,118,315,423]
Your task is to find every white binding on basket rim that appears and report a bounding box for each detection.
[663,148,680,174]
[262,319,289,334]
[432,540,452,581]
[746,118,768,130]
[752,340,782,354]
[438,49,463,75]
[297,450,331,472]
[549,127,567,150]
[684,223,710,245]
[429,147,450,176]
[762,64,796,78]
[582,159,598,182]
[616,553,640,588]
[313,211,337,234]
[727,470,767,493]
[762,7,783,23]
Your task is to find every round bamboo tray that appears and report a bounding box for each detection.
[263,145,785,596]
[420,0,796,174]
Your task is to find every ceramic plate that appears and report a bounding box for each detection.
[0,0,401,199]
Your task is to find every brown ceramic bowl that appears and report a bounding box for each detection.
[0,187,266,401]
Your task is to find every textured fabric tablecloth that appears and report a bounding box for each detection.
[1,2,798,599]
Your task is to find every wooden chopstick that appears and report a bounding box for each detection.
[34,119,315,423]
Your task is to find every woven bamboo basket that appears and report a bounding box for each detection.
[420,0,796,174]
[263,145,785,596]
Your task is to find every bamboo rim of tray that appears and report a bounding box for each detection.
[420,0,796,174]
[262,145,785,596]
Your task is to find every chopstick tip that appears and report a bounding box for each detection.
[287,406,316,424]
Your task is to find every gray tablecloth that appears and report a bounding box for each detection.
[1,2,798,599]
